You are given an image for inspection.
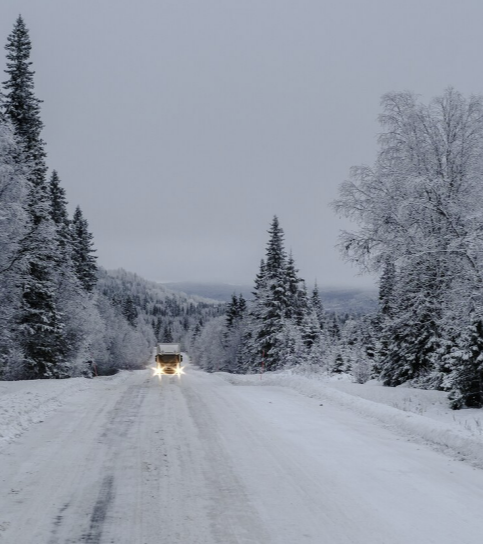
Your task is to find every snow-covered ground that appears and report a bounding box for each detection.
[0,372,131,449]
[219,370,483,468]
[1,364,483,543]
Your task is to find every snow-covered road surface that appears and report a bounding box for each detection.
[1,367,483,543]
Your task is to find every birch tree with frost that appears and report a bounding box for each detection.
[334,89,483,401]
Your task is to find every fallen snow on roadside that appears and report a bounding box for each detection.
[217,371,483,468]
[0,372,131,450]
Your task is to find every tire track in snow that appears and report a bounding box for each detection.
[181,375,272,543]
[46,377,149,544]
[47,502,70,544]
[80,475,115,544]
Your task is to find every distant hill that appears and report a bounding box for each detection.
[319,287,378,314]
[162,282,378,314]
[162,282,253,303]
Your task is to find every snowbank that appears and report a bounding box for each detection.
[218,371,483,468]
[0,372,132,450]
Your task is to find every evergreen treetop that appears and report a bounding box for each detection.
[48,171,69,226]
[3,15,47,187]
[265,216,286,278]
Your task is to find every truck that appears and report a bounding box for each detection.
[155,343,182,375]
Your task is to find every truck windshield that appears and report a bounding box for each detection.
[159,355,179,364]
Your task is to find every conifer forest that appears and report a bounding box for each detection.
[2,16,483,412]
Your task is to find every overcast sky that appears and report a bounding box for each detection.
[1,0,482,288]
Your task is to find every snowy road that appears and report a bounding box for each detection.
[1,367,483,543]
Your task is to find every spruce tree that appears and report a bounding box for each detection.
[249,217,307,370]
[285,253,307,324]
[380,258,441,386]
[301,308,322,349]
[275,318,306,368]
[71,206,98,292]
[226,294,247,331]
[3,16,47,189]
[250,217,289,370]
[3,16,67,378]
[374,258,397,378]
[226,294,241,330]
[447,313,483,409]
[222,294,248,373]
[265,216,286,276]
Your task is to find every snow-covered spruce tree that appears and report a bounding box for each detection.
[3,16,67,378]
[233,260,266,373]
[222,294,248,373]
[3,16,46,188]
[301,307,322,350]
[265,216,286,275]
[372,257,396,377]
[285,253,308,325]
[249,217,294,370]
[274,318,306,369]
[195,219,312,374]
[245,217,310,371]
[71,206,98,292]
[226,294,242,331]
[381,257,442,386]
[333,89,483,391]
[301,283,327,353]
[446,311,483,409]
[340,315,375,383]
